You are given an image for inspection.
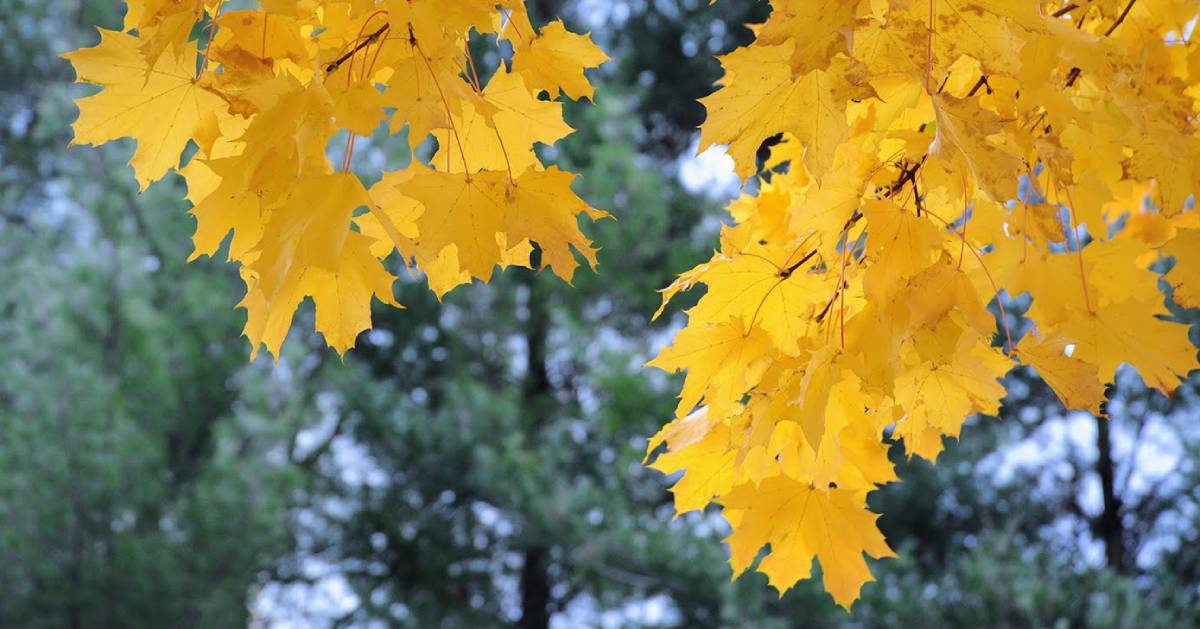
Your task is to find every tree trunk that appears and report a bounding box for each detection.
[529,0,566,23]
[519,272,553,628]
[1095,415,1126,572]
[58,404,85,629]
[519,545,551,629]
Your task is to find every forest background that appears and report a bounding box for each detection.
[2,0,1199,627]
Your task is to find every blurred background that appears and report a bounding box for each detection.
[3,0,1200,627]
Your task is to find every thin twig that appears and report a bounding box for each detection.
[1065,0,1136,86]
[1052,3,1080,18]
[325,23,390,75]
[966,75,991,97]
[1104,0,1137,37]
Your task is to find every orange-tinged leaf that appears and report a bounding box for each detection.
[1018,333,1106,414]
[931,94,1023,203]
[1057,302,1197,391]
[754,0,856,71]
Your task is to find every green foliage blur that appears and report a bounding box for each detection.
[1,0,1198,627]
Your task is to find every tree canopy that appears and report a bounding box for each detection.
[6,0,1199,625]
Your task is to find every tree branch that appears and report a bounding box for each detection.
[1052,4,1079,19]
[325,23,391,75]
[1065,0,1136,86]
[1104,0,1137,37]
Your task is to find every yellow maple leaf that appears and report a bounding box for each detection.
[401,168,510,281]
[511,20,609,101]
[721,477,895,608]
[1057,302,1198,391]
[503,167,611,282]
[358,169,422,261]
[652,0,1200,608]
[241,233,399,359]
[788,346,841,451]
[893,332,1010,460]
[645,406,716,461]
[754,0,856,73]
[381,55,451,146]
[334,82,387,135]
[1164,229,1200,309]
[1017,333,1107,414]
[682,243,832,355]
[66,0,609,361]
[65,30,228,189]
[399,166,607,290]
[647,319,773,420]
[699,42,872,180]
[431,69,573,175]
[124,0,215,67]
[249,173,374,299]
[649,421,737,514]
[862,199,944,301]
[931,94,1024,203]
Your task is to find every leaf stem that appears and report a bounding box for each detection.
[925,0,936,95]
[367,204,412,271]
[837,243,849,349]
[461,43,516,185]
[957,204,969,270]
[414,37,472,177]
[196,0,226,80]
[781,248,818,278]
[1061,185,1094,314]
[923,208,1016,351]
[346,11,391,86]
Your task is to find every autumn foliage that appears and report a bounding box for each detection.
[65,0,1200,613]
[646,0,1200,608]
[64,0,608,359]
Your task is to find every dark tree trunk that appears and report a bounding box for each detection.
[58,406,85,629]
[523,282,551,411]
[1095,415,1126,572]
[529,0,566,24]
[519,545,551,629]
[519,271,554,627]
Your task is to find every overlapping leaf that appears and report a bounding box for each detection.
[66,0,608,358]
[649,0,1200,608]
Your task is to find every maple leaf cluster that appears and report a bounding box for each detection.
[64,0,609,358]
[647,0,1200,608]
